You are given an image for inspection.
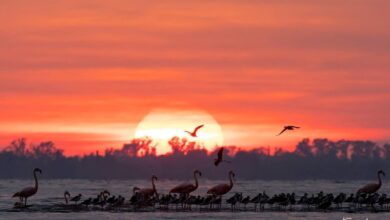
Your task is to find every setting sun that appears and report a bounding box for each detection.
[134,108,223,155]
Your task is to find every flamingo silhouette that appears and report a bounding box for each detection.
[139,175,158,199]
[12,168,42,206]
[207,171,235,196]
[64,191,70,204]
[70,193,82,204]
[277,125,300,136]
[170,170,202,197]
[214,147,230,166]
[185,125,204,137]
[357,170,385,194]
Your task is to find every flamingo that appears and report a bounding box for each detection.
[357,170,385,194]
[130,187,141,205]
[139,175,158,199]
[214,147,230,166]
[12,168,42,206]
[277,125,300,136]
[170,170,202,197]
[64,191,70,204]
[207,171,235,197]
[185,124,204,137]
[70,193,82,204]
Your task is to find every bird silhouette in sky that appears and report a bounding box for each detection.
[214,147,231,166]
[277,125,300,136]
[185,124,204,137]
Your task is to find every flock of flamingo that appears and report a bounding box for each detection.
[10,168,388,213]
[8,125,389,212]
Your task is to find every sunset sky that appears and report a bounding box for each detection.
[0,0,389,155]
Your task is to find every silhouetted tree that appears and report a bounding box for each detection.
[0,138,389,180]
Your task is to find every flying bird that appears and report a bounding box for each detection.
[12,168,42,207]
[357,170,385,194]
[185,124,204,137]
[214,147,230,166]
[277,125,300,136]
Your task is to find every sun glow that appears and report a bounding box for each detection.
[134,108,223,155]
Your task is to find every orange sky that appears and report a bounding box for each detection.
[0,0,389,155]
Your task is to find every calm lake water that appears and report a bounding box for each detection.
[0,179,389,219]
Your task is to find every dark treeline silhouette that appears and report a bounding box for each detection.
[0,137,389,180]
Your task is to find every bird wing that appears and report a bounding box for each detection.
[357,183,379,194]
[15,186,35,197]
[207,183,230,195]
[139,188,155,197]
[71,195,80,201]
[277,128,288,136]
[292,126,300,129]
[193,124,204,134]
[170,182,194,194]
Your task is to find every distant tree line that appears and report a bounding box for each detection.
[0,137,389,180]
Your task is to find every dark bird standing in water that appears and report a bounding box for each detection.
[12,168,42,207]
[277,125,300,136]
[70,194,82,204]
[64,191,70,204]
[185,124,204,137]
[357,170,385,194]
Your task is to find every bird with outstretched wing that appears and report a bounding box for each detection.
[214,147,231,166]
[185,124,204,137]
[277,125,300,136]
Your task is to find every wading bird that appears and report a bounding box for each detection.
[170,170,202,197]
[358,170,385,194]
[277,125,300,136]
[139,175,158,199]
[207,171,235,197]
[185,124,204,137]
[64,191,71,204]
[12,168,42,206]
[70,193,82,204]
[80,198,92,207]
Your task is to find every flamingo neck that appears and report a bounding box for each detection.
[378,173,382,186]
[194,172,199,188]
[33,171,39,190]
[152,178,156,193]
[229,173,234,189]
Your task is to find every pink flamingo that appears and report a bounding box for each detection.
[357,170,385,194]
[139,175,158,199]
[170,170,202,197]
[207,170,235,196]
[12,168,42,206]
